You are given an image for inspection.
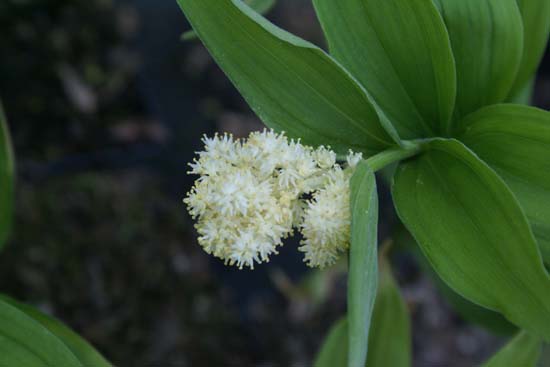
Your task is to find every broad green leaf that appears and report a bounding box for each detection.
[434,273,517,336]
[177,0,398,156]
[314,318,348,367]
[313,0,456,139]
[392,139,550,340]
[0,299,82,366]
[181,0,276,41]
[435,0,524,121]
[459,105,550,264]
[393,224,516,335]
[0,296,110,367]
[366,255,411,367]
[348,161,378,367]
[482,331,541,367]
[509,0,550,98]
[0,102,14,251]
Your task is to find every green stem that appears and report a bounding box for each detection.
[364,142,421,172]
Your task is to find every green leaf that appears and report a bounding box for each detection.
[0,299,82,366]
[315,255,411,367]
[314,318,348,367]
[509,0,550,98]
[177,0,398,156]
[393,224,516,335]
[348,161,378,367]
[459,105,550,264]
[0,102,14,251]
[392,138,550,340]
[482,331,541,367]
[434,271,518,336]
[435,0,524,121]
[0,296,110,367]
[181,0,276,42]
[313,0,456,139]
[366,254,411,367]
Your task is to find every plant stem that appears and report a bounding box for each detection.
[364,142,421,172]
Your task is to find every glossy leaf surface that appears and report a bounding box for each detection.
[177,0,398,155]
[314,0,456,139]
[393,225,516,335]
[0,299,82,366]
[0,296,110,367]
[460,105,550,263]
[435,0,523,121]
[393,139,550,340]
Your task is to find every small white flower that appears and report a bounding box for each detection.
[184,129,362,269]
[299,167,352,268]
[314,146,337,169]
[346,150,363,168]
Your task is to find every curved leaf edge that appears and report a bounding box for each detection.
[177,0,402,153]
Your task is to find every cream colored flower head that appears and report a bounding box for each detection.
[184,129,362,269]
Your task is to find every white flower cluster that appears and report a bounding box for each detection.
[184,129,362,269]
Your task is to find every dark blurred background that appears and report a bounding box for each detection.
[0,0,549,366]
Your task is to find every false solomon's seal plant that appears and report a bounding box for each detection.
[179,0,550,365]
